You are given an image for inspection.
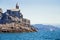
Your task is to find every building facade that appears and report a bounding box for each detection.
[0,3,30,26]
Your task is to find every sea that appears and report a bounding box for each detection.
[0,29,60,40]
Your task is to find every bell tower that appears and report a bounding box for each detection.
[0,8,3,19]
[0,8,3,13]
[16,3,19,9]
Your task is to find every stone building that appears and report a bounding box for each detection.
[0,3,30,26]
[22,18,30,26]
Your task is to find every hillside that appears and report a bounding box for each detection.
[33,24,60,31]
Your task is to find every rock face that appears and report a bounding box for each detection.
[0,3,37,33]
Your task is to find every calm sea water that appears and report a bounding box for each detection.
[0,30,60,40]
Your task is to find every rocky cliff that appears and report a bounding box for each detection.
[0,3,37,33]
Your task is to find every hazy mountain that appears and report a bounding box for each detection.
[53,25,60,28]
[33,24,60,31]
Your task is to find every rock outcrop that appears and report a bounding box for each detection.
[0,3,37,33]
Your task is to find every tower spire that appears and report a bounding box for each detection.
[16,2,19,9]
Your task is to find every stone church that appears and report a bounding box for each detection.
[0,3,30,25]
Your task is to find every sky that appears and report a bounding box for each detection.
[0,0,60,25]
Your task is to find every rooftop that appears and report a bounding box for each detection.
[7,8,20,11]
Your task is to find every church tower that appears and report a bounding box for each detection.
[0,8,3,13]
[16,3,19,9]
[0,8,3,19]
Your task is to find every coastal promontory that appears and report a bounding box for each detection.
[0,3,37,33]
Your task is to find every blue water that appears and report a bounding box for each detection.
[0,30,60,40]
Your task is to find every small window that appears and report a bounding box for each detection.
[18,21,20,23]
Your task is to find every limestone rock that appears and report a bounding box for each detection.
[0,3,37,33]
